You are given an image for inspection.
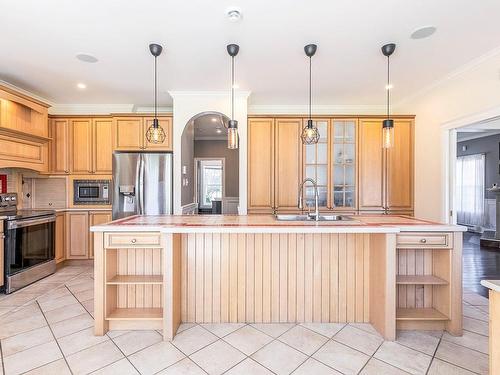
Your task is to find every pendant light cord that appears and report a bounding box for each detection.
[231,56,235,120]
[386,55,390,119]
[154,55,158,124]
[309,56,312,123]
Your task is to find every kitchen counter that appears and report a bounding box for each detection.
[481,279,499,373]
[92,214,465,342]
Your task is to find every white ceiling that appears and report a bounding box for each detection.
[1,0,500,107]
[457,117,500,141]
[193,113,229,140]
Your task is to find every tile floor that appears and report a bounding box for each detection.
[0,265,491,375]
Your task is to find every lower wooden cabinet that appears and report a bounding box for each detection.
[0,221,3,287]
[55,213,65,263]
[66,211,89,259]
[89,211,112,259]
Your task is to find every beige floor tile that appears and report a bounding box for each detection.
[91,358,140,375]
[374,341,432,375]
[44,302,87,324]
[177,323,196,333]
[0,313,47,339]
[463,293,489,306]
[252,340,307,375]
[435,340,489,375]
[23,359,71,375]
[360,358,409,375]
[476,305,489,314]
[442,330,488,354]
[300,322,345,338]
[81,299,94,317]
[0,293,39,308]
[279,325,329,355]
[66,340,123,375]
[333,325,383,356]
[157,358,205,374]
[38,294,78,312]
[1,326,53,357]
[191,340,246,375]
[66,279,94,293]
[313,340,369,374]
[19,283,64,295]
[74,288,94,302]
[395,330,440,355]
[251,323,295,338]
[427,358,477,375]
[201,323,245,337]
[172,324,218,355]
[57,327,110,356]
[36,286,71,303]
[50,312,94,338]
[463,304,489,322]
[3,341,62,375]
[106,330,131,339]
[348,323,383,337]
[113,330,163,356]
[225,358,273,375]
[223,325,273,355]
[463,317,489,336]
[129,341,185,375]
[292,358,342,374]
[0,307,13,317]
[0,303,40,324]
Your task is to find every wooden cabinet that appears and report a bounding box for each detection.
[50,119,71,174]
[55,213,65,263]
[0,221,3,287]
[113,116,172,151]
[71,118,93,174]
[93,118,113,174]
[89,211,112,258]
[275,118,302,211]
[66,211,89,259]
[359,118,414,212]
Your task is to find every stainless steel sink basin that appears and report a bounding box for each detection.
[275,214,353,222]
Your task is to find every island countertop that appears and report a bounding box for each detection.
[90,214,466,233]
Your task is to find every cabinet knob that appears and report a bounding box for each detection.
[420,238,427,243]
[131,238,137,243]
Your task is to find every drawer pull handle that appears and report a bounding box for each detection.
[131,239,137,243]
[420,239,427,243]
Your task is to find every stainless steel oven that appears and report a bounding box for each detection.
[74,179,111,205]
[1,194,56,293]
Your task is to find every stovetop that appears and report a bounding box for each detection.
[0,193,55,221]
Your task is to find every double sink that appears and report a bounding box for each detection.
[276,214,353,222]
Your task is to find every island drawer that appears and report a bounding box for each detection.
[396,232,452,249]
[104,232,161,248]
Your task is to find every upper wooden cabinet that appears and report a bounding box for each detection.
[71,118,93,174]
[93,118,113,174]
[113,116,172,151]
[358,118,414,212]
[247,117,302,213]
[50,118,70,174]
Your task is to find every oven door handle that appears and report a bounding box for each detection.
[7,216,56,230]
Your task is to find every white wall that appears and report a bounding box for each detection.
[170,91,250,215]
[397,48,500,222]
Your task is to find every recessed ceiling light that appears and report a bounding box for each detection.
[76,53,98,63]
[226,7,242,22]
[77,83,87,89]
[211,118,217,122]
[385,84,393,90]
[216,128,222,134]
[232,83,239,89]
[410,26,437,40]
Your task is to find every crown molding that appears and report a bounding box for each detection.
[247,104,387,115]
[0,80,53,106]
[49,104,135,115]
[132,106,173,113]
[440,104,500,130]
[168,90,251,99]
[396,45,500,109]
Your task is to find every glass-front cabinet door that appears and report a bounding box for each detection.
[303,119,329,209]
[331,119,357,209]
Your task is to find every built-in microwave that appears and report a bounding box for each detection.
[73,180,111,205]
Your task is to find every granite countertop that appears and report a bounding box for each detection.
[90,214,466,234]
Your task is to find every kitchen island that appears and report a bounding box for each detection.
[91,215,465,341]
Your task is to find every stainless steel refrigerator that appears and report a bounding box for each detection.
[112,152,173,219]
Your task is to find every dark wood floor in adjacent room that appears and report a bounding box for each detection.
[463,232,500,297]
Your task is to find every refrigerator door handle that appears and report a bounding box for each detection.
[139,155,145,215]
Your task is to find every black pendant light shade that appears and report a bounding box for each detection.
[301,44,320,145]
[381,43,396,149]
[227,44,239,149]
[145,43,166,144]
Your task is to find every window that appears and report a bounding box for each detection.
[198,160,223,209]
[456,154,485,226]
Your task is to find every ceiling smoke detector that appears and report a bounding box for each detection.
[76,53,98,63]
[410,26,437,39]
[226,8,242,22]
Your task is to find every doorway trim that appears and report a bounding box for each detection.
[194,157,226,211]
[442,105,500,224]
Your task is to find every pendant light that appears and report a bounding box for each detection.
[301,44,320,145]
[145,43,166,144]
[381,43,396,149]
[227,44,239,149]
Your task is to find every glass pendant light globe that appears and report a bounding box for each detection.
[227,120,238,149]
[146,119,166,144]
[382,119,394,149]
